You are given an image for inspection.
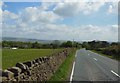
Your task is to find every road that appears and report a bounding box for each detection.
[70,49,120,81]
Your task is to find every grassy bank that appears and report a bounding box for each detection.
[2,49,63,70]
[91,50,119,61]
[50,48,77,81]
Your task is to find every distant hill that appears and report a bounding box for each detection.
[2,37,54,44]
[2,37,83,44]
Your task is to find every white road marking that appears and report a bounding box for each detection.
[70,61,75,82]
[111,70,120,78]
[93,58,98,61]
[75,50,78,58]
[75,54,77,57]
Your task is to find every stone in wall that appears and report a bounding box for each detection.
[23,61,33,68]
[16,62,29,73]
[3,70,14,81]
[7,67,22,77]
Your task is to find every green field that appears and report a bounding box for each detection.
[2,49,63,70]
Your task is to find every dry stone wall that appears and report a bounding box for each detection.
[1,49,71,81]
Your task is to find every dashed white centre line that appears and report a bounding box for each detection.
[75,54,77,57]
[93,58,98,61]
[75,50,78,57]
[111,70,120,78]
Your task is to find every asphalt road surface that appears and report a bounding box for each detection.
[71,49,120,81]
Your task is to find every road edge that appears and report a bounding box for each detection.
[70,50,78,82]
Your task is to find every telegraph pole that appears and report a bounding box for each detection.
[73,38,74,48]
[72,38,74,53]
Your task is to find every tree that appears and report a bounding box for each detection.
[73,42,81,48]
[61,41,72,47]
[32,41,41,48]
[51,40,61,49]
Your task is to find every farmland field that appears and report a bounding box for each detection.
[2,49,63,70]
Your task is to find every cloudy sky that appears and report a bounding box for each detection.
[1,1,118,41]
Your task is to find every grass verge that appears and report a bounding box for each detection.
[91,50,118,60]
[49,48,77,81]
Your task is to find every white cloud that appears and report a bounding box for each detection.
[18,6,62,24]
[53,2,105,17]
[54,1,118,17]
[53,2,82,17]
[2,10,19,23]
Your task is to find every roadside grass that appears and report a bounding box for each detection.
[49,48,77,81]
[91,50,117,60]
[2,49,63,70]
[0,49,1,69]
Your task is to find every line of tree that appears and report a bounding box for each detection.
[82,40,119,60]
[82,40,110,50]
[2,40,82,49]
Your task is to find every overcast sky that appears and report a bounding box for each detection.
[1,1,118,42]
